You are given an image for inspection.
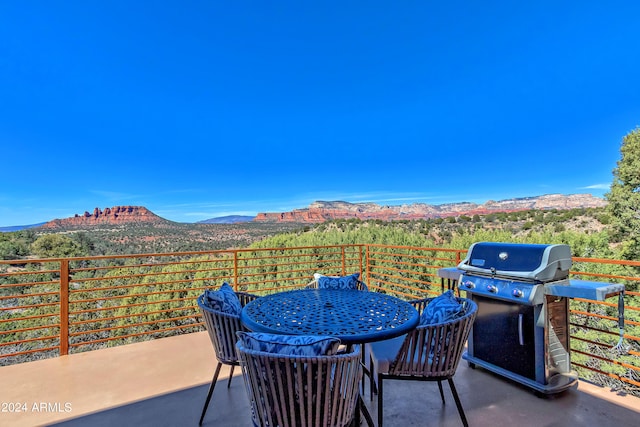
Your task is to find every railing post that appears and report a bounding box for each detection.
[365,245,370,287]
[341,246,346,276]
[233,250,239,291]
[59,259,70,356]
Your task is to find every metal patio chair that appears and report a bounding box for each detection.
[197,291,259,425]
[305,272,368,291]
[236,339,363,427]
[367,297,477,427]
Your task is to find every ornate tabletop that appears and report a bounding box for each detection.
[240,289,419,345]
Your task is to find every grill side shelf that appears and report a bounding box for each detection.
[544,280,625,301]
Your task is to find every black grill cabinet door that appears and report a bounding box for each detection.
[472,295,536,380]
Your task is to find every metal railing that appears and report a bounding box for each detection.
[1,244,638,394]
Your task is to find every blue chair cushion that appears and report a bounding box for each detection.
[317,272,363,291]
[201,282,242,315]
[237,332,341,356]
[420,290,465,325]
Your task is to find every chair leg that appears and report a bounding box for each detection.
[369,353,378,401]
[377,373,384,427]
[369,365,373,401]
[199,362,222,425]
[361,344,366,395]
[227,365,235,388]
[437,379,445,405]
[447,378,469,427]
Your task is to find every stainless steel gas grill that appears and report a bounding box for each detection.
[455,242,624,395]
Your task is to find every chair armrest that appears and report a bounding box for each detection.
[407,297,432,316]
[237,292,260,307]
[304,279,319,289]
[356,280,369,291]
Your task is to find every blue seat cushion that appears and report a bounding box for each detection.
[317,272,363,290]
[201,282,242,315]
[420,290,465,325]
[237,332,341,356]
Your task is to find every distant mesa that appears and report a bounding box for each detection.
[39,206,165,229]
[198,215,255,224]
[253,194,608,223]
[0,223,46,232]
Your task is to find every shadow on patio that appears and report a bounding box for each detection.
[1,332,638,427]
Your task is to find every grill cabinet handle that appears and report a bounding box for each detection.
[518,313,524,346]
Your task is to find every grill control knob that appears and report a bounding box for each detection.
[487,285,498,293]
[462,280,475,289]
[512,289,524,298]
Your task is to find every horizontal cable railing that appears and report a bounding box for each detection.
[0,244,638,394]
[567,256,640,391]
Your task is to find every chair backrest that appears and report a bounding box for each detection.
[388,297,478,378]
[305,273,368,291]
[236,343,362,427]
[197,292,258,364]
[305,279,368,291]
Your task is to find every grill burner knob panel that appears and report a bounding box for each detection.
[459,274,543,305]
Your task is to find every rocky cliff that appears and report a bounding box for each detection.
[40,206,165,229]
[253,194,607,223]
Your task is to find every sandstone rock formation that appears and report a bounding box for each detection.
[40,206,164,229]
[253,194,607,223]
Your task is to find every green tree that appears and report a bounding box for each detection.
[71,232,96,254]
[0,231,31,259]
[31,234,83,258]
[606,127,640,259]
[0,240,21,259]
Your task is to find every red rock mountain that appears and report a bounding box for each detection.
[254,194,607,223]
[35,194,607,229]
[40,206,165,229]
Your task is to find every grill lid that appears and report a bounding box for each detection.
[457,242,572,282]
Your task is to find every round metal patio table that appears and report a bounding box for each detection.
[240,288,420,345]
[240,288,419,427]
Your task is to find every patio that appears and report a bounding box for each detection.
[1,331,637,427]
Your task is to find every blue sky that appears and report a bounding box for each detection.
[1,1,639,227]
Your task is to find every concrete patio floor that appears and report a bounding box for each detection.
[1,331,638,427]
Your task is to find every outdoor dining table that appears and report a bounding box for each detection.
[240,288,420,426]
[240,288,419,345]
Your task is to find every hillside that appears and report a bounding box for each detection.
[253,206,614,259]
[254,193,607,223]
[0,195,610,259]
[11,211,301,256]
[36,222,304,255]
[0,205,610,260]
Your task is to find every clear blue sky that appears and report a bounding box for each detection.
[1,1,639,227]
